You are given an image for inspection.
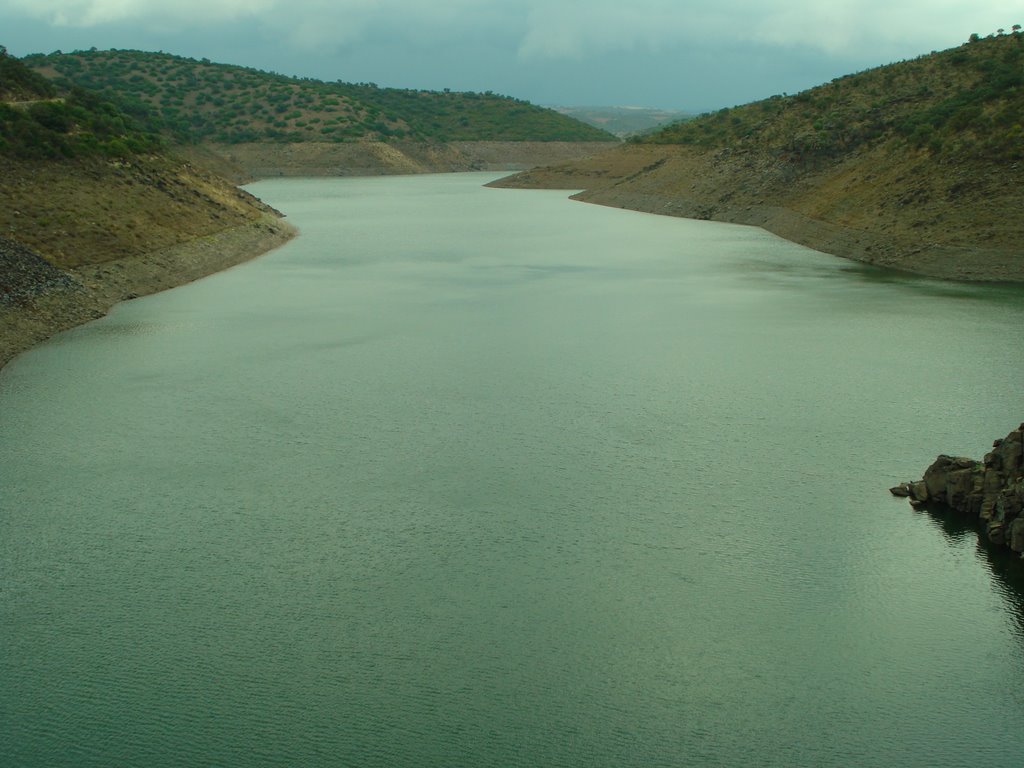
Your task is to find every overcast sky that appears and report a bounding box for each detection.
[1,1,1020,111]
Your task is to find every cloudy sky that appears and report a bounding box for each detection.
[1,1,1020,111]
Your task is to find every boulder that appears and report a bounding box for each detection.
[987,521,1006,545]
[983,468,1004,493]
[923,455,973,499]
[979,497,997,522]
[900,426,1024,557]
[911,481,929,502]
[1009,517,1024,554]
[944,467,978,509]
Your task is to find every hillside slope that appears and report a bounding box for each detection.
[184,140,616,182]
[25,49,616,145]
[493,32,1024,282]
[1,48,294,369]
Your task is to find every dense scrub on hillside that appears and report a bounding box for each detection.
[1,47,162,159]
[642,30,1024,164]
[23,49,616,144]
[0,45,56,101]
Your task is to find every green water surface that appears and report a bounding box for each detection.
[2,173,1024,767]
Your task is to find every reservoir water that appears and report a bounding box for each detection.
[2,173,1024,767]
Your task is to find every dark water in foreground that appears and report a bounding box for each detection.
[2,173,1024,767]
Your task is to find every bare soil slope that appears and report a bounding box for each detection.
[193,140,616,180]
[1,153,294,368]
[492,34,1024,282]
[494,142,1022,282]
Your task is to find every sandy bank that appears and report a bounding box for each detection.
[1,214,295,371]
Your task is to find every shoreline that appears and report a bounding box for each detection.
[0,213,296,372]
[573,190,1024,283]
[1,141,612,375]
[488,144,1024,284]
[190,140,616,182]
[6,147,1019,374]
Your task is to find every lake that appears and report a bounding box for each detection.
[2,173,1024,766]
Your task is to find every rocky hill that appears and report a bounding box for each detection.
[492,31,1024,282]
[0,48,294,369]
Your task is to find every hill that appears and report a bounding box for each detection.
[1,45,162,160]
[0,47,294,368]
[24,49,617,145]
[642,29,1022,162]
[493,31,1024,282]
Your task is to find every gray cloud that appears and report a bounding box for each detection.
[3,0,274,27]
[6,0,1015,53]
[1,0,1020,109]
[516,0,1019,59]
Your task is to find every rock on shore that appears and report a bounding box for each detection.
[891,425,1024,553]
[0,236,82,303]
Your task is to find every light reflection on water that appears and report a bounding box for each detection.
[2,173,1024,767]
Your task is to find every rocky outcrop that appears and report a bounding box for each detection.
[892,425,1024,554]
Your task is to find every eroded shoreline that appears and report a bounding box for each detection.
[489,144,1024,284]
[1,214,295,372]
[574,190,1024,283]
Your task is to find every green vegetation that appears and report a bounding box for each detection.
[23,49,616,144]
[640,29,1024,163]
[0,46,162,159]
[1,44,56,101]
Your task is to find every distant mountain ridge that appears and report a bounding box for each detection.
[552,105,692,138]
[24,49,617,144]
